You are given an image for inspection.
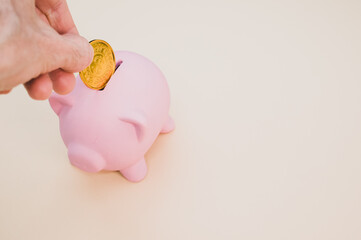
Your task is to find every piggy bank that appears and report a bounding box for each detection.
[49,51,174,182]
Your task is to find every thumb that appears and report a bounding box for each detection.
[51,33,94,73]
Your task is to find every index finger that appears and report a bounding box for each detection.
[35,0,78,34]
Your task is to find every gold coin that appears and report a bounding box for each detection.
[79,39,116,90]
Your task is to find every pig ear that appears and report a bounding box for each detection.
[119,111,147,142]
[49,93,73,116]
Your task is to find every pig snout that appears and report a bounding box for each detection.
[67,144,105,173]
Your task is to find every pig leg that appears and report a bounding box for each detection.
[120,158,147,182]
[160,116,175,134]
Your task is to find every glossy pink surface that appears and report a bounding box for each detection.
[49,51,174,182]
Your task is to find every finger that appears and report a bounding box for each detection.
[0,90,12,94]
[35,0,78,34]
[35,7,50,24]
[33,22,93,76]
[52,33,94,73]
[24,74,53,100]
[49,69,76,94]
[35,6,76,96]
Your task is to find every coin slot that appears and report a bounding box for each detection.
[98,60,123,91]
[115,60,123,72]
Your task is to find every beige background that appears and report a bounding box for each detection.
[1,0,361,239]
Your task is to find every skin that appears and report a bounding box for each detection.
[0,0,93,100]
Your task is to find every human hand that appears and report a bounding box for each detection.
[0,0,93,100]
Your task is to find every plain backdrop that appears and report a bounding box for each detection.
[1,0,361,239]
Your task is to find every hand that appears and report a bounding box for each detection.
[0,0,93,100]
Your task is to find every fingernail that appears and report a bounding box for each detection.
[86,42,94,66]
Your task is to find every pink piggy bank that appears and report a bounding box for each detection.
[49,51,174,182]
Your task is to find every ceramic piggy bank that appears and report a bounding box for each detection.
[49,51,174,182]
